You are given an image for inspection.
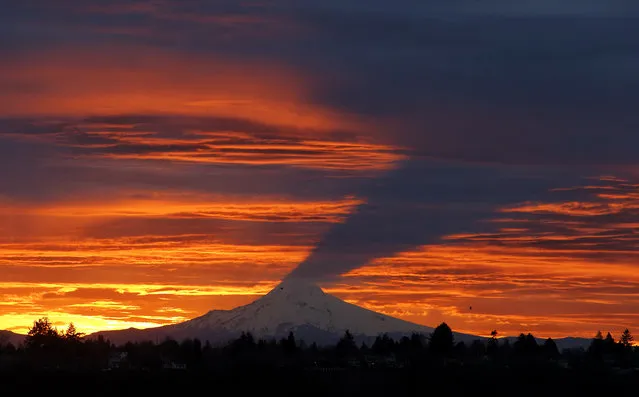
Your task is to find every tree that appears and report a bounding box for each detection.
[229,332,257,360]
[469,339,485,358]
[616,329,635,369]
[410,333,424,351]
[542,338,560,360]
[514,333,539,358]
[589,331,605,360]
[337,330,357,356]
[281,331,297,355]
[372,334,395,356]
[604,332,615,344]
[453,341,467,359]
[64,322,84,342]
[429,322,454,356]
[487,330,499,357]
[619,329,634,348]
[25,317,60,349]
[604,332,616,355]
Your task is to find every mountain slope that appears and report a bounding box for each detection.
[87,280,593,350]
[0,330,25,347]
[93,279,455,346]
[175,280,432,336]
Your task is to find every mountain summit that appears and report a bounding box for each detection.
[175,278,433,337]
[93,279,442,346]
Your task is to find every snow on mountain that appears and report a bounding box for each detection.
[93,279,449,346]
[174,279,432,337]
[3,280,594,349]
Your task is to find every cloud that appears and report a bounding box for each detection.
[288,159,579,280]
[2,0,639,338]
[0,113,403,171]
[290,165,639,281]
[0,46,366,133]
[3,3,639,166]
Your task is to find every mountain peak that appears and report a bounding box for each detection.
[92,278,441,346]
[264,278,326,300]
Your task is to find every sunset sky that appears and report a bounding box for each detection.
[1,0,638,339]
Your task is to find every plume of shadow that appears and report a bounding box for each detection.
[286,158,584,282]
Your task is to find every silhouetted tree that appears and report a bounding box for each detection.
[372,334,395,356]
[616,329,635,368]
[280,331,298,355]
[25,317,60,350]
[160,338,181,361]
[230,332,256,359]
[336,330,358,358]
[64,323,84,342]
[429,322,454,356]
[604,332,615,344]
[514,333,539,360]
[469,339,485,359]
[499,338,512,361]
[453,341,467,360]
[604,332,616,356]
[410,333,424,351]
[542,338,560,360]
[619,329,634,348]
[525,333,538,350]
[588,331,605,362]
[487,330,499,357]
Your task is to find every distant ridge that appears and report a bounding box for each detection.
[0,330,25,347]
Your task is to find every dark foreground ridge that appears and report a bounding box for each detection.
[1,319,637,395]
[1,366,638,397]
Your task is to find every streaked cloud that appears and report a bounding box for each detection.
[2,194,362,222]
[0,116,404,171]
[1,0,638,340]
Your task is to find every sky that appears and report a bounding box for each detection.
[1,0,638,339]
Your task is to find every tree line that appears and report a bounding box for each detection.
[0,317,636,373]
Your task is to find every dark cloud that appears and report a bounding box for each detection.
[0,139,362,204]
[3,0,639,284]
[289,14,639,165]
[0,116,375,203]
[68,5,639,164]
[4,2,639,168]
[288,159,592,281]
[80,217,329,247]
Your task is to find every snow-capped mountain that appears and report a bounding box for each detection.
[176,279,431,337]
[93,279,472,346]
[4,279,592,350]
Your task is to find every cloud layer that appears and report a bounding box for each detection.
[1,0,638,338]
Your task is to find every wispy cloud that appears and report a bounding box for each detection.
[2,0,639,340]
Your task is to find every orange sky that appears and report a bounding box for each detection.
[1,27,638,342]
[1,180,638,338]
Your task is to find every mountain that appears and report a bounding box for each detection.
[0,330,25,347]
[502,335,592,352]
[92,279,481,346]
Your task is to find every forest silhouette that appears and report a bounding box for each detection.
[1,318,638,395]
